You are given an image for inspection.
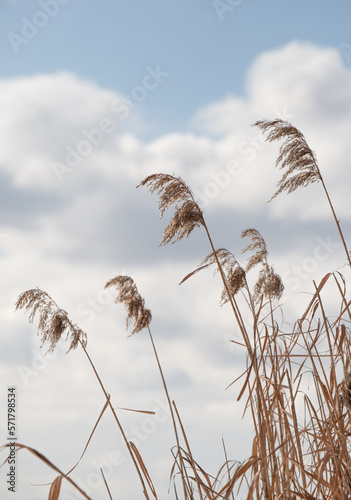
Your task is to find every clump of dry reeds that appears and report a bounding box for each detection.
[5,119,351,500]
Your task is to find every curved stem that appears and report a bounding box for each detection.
[79,341,151,500]
[147,327,195,499]
[319,175,351,269]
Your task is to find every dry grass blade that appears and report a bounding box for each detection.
[117,407,156,415]
[48,475,63,500]
[105,275,151,335]
[299,273,332,323]
[129,441,157,499]
[65,397,110,476]
[137,174,204,245]
[15,288,87,352]
[179,263,212,285]
[254,118,321,201]
[0,443,92,500]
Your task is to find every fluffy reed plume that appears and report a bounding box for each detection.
[242,228,284,300]
[181,248,246,304]
[242,228,268,272]
[137,174,204,246]
[16,286,153,499]
[15,288,87,352]
[256,118,351,271]
[254,118,321,201]
[105,276,151,335]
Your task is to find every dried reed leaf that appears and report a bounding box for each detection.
[117,407,156,415]
[233,457,259,482]
[138,173,204,245]
[48,475,63,500]
[129,441,157,498]
[179,263,212,285]
[15,288,87,352]
[66,397,110,476]
[105,276,151,335]
[0,443,92,500]
[299,273,332,323]
[254,119,321,201]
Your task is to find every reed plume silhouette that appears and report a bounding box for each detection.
[137,174,204,246]
[105,275,152,335]
[255,118,351,268]
[15,288,87,352]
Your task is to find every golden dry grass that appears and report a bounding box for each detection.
[3,119,351,499]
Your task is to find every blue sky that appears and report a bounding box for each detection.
[1,1,351,499]
[2,0,351,135]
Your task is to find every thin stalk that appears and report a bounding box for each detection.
[201,221,252,356]
[200,219,273,497]
[147,327,195,500]
[319,175,351,269]
[79,341,151,500]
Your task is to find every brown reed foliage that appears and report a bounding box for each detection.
[7,119,351,500]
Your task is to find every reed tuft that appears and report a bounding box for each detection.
[137,173,204,245]
[242,228,284,300]
[15,288,87,352]
[254,118,321,201]
[202,248,246,304]
[105,276,152,335]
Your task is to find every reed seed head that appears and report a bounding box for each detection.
[105,276,152,335]
[341,372,351,411]
[242,228,268,272]
[254,265,284,301]
[15,288,87,352]
[220,265,246,305]
[254,118,321,201]
[183,248,247,303]
[204,248,247,303]
[242,228,284,301]
[137,173,204,245]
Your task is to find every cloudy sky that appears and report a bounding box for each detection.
[1,1,351,499]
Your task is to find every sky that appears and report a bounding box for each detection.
[1,1,351,499]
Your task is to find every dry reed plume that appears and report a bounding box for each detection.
[15,288,87,352]
[105,275,152,335]
[255,118,351,269]
[137,174,204,245]
[242,228,284,301]
[254,118,321,200]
